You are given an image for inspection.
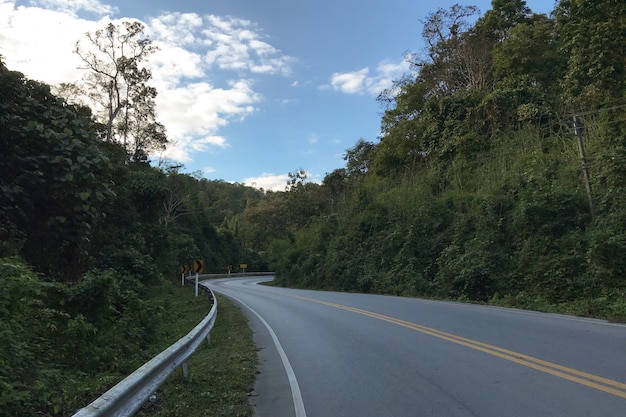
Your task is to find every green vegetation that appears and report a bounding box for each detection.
[2,0,626,415]
[0,52,263,415]
[241,1,626,321]
[139,293,257,417]
[0,256,255,416]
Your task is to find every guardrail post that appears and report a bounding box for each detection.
[181,361,190,382]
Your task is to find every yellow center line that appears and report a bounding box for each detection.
[288,294,626,399]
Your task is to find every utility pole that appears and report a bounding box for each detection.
[573,116,594,219]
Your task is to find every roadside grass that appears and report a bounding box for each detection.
[138,281,257,417]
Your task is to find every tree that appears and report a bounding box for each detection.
[479,0,531,42]
[241,195,291,251]
[0,61,114,279]
[409,5,488,96]
[492,14,565,90]
[555,0,626,107]
[284,170,327,229]
[286,169,309,191]
[322,168,348,211]
[376,80,430,177]
[344,139,377,177]
[160,174,194,230]
[420,4,479,58]
[73,21,167,158]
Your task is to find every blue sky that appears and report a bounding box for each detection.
[1,0,554,190]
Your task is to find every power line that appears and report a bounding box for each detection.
[565,102,626,118]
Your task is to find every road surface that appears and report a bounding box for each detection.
[205,276,626,417]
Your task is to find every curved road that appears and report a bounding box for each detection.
[205,276,626,417]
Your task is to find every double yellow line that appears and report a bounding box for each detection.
[293,295,626,399]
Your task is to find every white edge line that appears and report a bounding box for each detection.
[214,291,307,417]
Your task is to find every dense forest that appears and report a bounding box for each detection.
[252,0,626,319]
[0,47,265,415]
[1,0,626,415]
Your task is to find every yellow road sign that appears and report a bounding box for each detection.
[193,260,204,273]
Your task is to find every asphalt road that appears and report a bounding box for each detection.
[205,276,626,417]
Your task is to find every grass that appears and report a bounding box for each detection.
[138,281,258,417]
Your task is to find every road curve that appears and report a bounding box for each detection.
[205,276,626,417]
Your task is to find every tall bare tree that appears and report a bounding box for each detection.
[407,5,490,96]
[73,21,167,159]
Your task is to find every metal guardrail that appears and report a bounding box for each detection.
[184,272,274,294]
[190,271,275,280]
[72,285,217,417]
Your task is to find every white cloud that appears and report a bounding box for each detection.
[370,59,412,93]
[0,3,102,84]
[327,59,411,96]
[32,0,117,17]
[243,173,289,192]
[279,98,297,105]
[148,12,202,46]
[150,42,204,87]
[330,68,369,94]
[157,80,259,159]
[0,2,291,166]
[202,14,294,76]
[243,169,322,191]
